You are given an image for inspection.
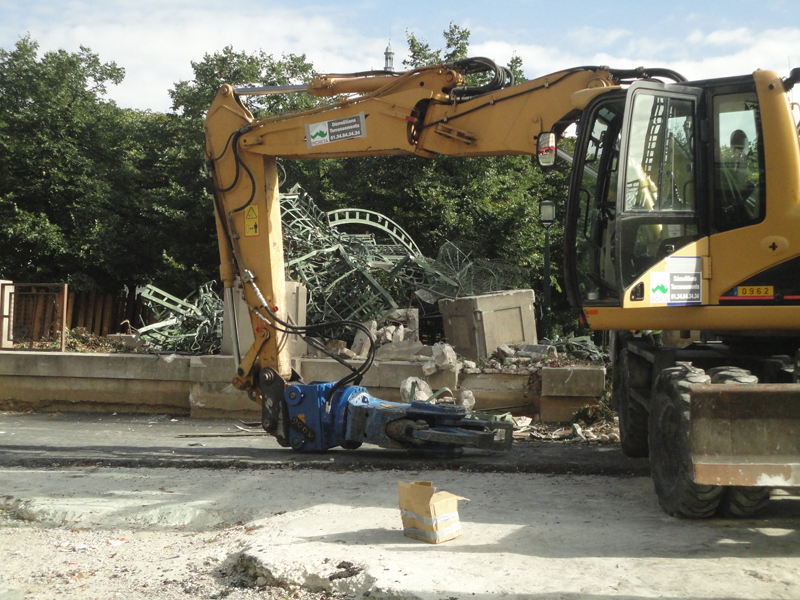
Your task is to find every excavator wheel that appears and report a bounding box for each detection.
[648,364,725,518]
[614,348,650,458]
[706,367,772,518]
[719,487,772,518]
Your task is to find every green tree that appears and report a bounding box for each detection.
[0,36,141,291]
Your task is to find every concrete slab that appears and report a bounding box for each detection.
[541,365,606,397]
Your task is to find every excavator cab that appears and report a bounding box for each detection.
[564,74,800,517]
[565,81,706,310]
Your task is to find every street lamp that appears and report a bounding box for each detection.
[539,200,556,340]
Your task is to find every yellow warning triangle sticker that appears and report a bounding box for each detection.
[245,207,257,219]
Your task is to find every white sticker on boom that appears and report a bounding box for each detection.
[306,112,367,148]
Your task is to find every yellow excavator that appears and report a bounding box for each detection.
[205,57,800,518]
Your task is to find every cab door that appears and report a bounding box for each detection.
[564,92,627,309]
[615,82,706,307]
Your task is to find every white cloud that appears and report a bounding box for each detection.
[476,27,800,83]
[2,2,799,112]
[1,0,404,111]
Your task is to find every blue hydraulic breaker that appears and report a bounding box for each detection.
[258,368,513,454]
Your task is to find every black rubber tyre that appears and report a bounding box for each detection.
[614,349,650,458]
[648,364,725,518]
[719,486,772,518]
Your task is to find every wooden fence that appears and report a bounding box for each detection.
[1,284,147,348]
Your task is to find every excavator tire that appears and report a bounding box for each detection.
[719,487,772,518]
[706,367,772,518]
[614,348,649,458]
[648,364,725,518]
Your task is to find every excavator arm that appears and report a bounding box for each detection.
[205,60,623,391]
[203,59,682,453]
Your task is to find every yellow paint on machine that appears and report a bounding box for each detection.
[245,205,259,237]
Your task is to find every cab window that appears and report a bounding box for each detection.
[713,92,765,232]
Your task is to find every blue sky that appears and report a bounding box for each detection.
[1,0,798,111]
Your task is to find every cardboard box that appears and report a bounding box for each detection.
[398,481,466,544]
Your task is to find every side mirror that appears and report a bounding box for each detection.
[537,132,557,168]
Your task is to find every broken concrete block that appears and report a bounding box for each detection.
[516,344,558,360]
[400,377,433,403]
[383,325,396,343]
[392,324,405,344]
[422,360,437,376]
[462,360,477,369]
[457,389,476,411]
[439,289,537,359]
[433,342,459,372]
[339,347,357,359]
[385,308,420,342]
[541,366,606,397]
[351,320,377,357]
[376,339,425,360]
[497,344,516,358]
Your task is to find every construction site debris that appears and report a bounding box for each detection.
[136,282,223,354]
[457,389,476,411]
[432,342,459,372]
[349,320,376,358]
[282,185,529,328]
[400,377,434,403]
[497,344,515,358]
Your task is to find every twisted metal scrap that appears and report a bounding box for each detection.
[137,282,224,354]
[281,185,529,322]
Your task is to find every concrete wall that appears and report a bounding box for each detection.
[0,351,605,422]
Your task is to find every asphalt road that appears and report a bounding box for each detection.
[0,411,650,475]
[2,411,800,600]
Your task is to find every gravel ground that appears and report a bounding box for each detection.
[0,522,346,599]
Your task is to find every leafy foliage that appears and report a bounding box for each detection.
[0,28,577,332]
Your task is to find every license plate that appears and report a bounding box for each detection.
[737,285,773,297]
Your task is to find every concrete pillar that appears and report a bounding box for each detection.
[221,278,307,359]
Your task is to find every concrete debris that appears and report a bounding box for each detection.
[380,325,396,343]
[496,344,516,358]
[457,389,476,411]
[338,347,357,359]
[421,360,437,376]
[384,308,419,342]
[462,360,477,369]
[392,324,405,343]
[432,342,459,372]
[516,344,558,360]
[349,320,376,358]
[399,377,433,403]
